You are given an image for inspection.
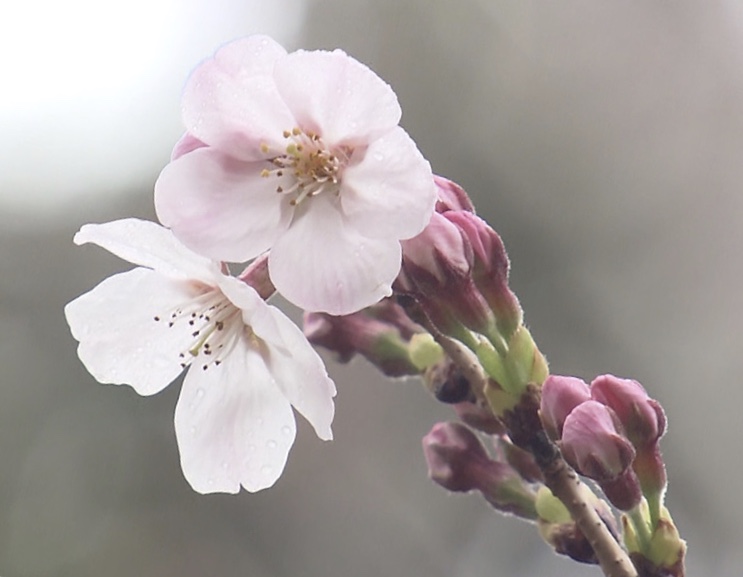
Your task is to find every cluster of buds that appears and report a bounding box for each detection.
[396,177,547,404]
[541,374,685,575]
[306,176,686,577]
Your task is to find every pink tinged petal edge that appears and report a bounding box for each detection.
[182,36,295,162]
[341,126,436,240]
[268,195,402,315]
[273,49,401,146]
[64,268,200,396]
[74,218,219,283]
[175,341,297,494]
[154,147,293,263]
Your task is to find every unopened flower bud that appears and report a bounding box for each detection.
[590,375,668,505]
[303,299,435,377]
[434,175,475,213]
[445,211,522,339]
[400,213,497,339]
[561,401,642,510]
[540,375,591,440]
[590,375,666,446]
[422,422,537,519]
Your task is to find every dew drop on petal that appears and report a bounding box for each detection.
[248,444,257,452]
[221,461,229,470]
[266,440,277,449]
[281,426,292,436]
[196,388,205,398]
[261,464,272,475]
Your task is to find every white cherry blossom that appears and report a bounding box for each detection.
[64,218,336,493]
[155,35,436,315]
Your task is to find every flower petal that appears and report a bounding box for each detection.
[64,268,198,395]
[341,126,436,239]
[215,275,335,439]
[182,36,295,161]
[268,195,401,314]
[171,132,207,161]
[73,218,219,282]
[174,340,297,494]
[274,49,401,146]
[250,303,336,440]
[155,147,293,263]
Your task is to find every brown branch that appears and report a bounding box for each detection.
[534,434,638,577]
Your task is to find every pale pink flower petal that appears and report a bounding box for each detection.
[175,343,297,494]
[155,147,293,262]
[273,48,401,146]
[171,132,207,161]
[182,36,294,161]
[268,196,402,315]
[250,303,336,440]
[73,218,218,282]
[341,126,436,239]
[64,268,199,396]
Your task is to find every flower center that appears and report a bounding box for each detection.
[153,286,244,371]
[260,127,349,206]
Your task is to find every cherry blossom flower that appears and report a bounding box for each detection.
[64,218,336,494]
[154,35,436,315]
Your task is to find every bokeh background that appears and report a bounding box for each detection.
[2,1,742,575]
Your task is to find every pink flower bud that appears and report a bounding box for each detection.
[400,213,496,338]
[444,211,522,337]
[540,375,592,440]
[561,401,635,480]
[434,175,475,213]
[560,401,642,510]
[303,298,424,377]
[401,212,472,285]
[423,422,537,519]
[590,375,666,446]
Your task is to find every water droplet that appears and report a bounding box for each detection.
[221,461,229,470]
[281,426,292,436]
[266,440,277,449]
[260,464,272,475]
[190,426,198,435]
[196,388,205,398]
[248,444,257,452]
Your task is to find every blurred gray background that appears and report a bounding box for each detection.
[2,0,741,575]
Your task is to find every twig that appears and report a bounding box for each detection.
[533,432,639,577]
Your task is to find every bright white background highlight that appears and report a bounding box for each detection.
[0,0,306,225]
